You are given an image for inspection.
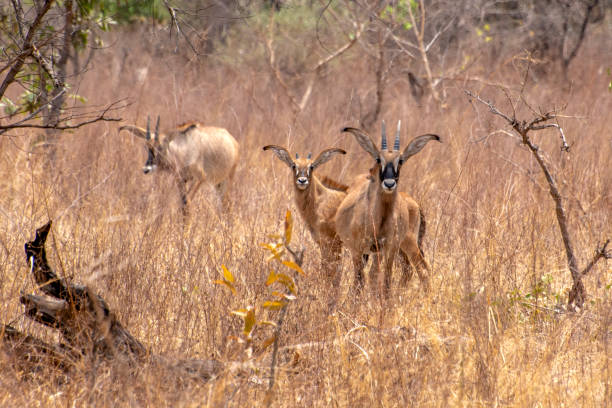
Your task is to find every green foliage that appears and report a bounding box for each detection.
[96,0,169,24]
[475,23,493,43]
[219,1,350,72]
[380,0,418,31]
[506,273,565,321]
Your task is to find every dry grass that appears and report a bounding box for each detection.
[0,22,610,407]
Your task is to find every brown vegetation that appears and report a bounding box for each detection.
[0,9,611,407]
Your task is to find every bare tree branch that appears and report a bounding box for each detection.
[580,240,612,278]
[265,6,364,115]
[465,88,610,310]
[0,0,55,100]
[0,99,126,135]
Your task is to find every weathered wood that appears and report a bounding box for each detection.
[2,220,222,382]
[23,221,146,361]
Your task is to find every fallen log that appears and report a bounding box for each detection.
[2,220,222,382]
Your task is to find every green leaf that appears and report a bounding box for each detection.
[1,97,18,116]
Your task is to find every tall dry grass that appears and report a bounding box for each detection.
[0,20,610,407]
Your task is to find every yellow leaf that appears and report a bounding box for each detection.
[221,264,234,283]
[261,243,284,261]
[244,308,256,337]
[270,291,297,301]
[282,260,305,275]
[262,300,286,310]
[214,279,236,295]
[284,210,293,244]
[260,335,277,351]
[259,320,277,327]
[266,270,278,286]
[231,308,249,317]
[267,272,296,294]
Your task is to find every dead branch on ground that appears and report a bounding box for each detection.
[1,221,223,383]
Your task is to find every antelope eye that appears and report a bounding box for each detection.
[291,164,296,170]
[308,165,314,171]
[376,158,381,164]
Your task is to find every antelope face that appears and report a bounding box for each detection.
[263,145,346,191]
[292,155,315,190]
[343,121,441,194]
[376,152,404,194]
[143,116,161,175]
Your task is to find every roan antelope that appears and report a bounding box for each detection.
[263,145,347,301]
[335,121,440,297]
[119,117,239,214]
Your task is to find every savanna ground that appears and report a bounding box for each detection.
[1,6,611,407]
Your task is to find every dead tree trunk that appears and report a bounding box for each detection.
[465,90,611,310]
[2,221,222,382]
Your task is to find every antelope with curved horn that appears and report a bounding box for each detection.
[263,145,347,299]
[335,121,440,297]
[120,117,239,214]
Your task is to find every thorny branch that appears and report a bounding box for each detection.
[465,89,610,310]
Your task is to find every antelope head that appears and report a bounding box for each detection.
[342,121,440,194]
[142,115,162,174]
[263,145,346,191]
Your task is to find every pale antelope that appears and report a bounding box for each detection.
[120,117,239,214]
[263,145,347,298]
[335,121,440,297]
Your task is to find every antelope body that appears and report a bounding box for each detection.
[120,118,239,213]
[335,121,440,297]
[263,145,347,298]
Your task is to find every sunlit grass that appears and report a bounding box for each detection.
[0,23,610,407]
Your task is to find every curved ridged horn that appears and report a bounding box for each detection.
[154,116,160,141]
[381,120,388,151]
[307,152,312,160]
[296,153,299,159]
[393,120,401,151]
[146,116,151,140]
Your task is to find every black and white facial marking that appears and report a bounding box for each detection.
[376,120,403,194]
[377,154,403,193]
[143,116,161,175]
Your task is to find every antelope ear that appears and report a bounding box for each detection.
[400,134,441,161]
[263,145,296,168]
[119,125,148,139]
[342,127,379,159]
[34,221,52,246]
[311,148,346,169]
